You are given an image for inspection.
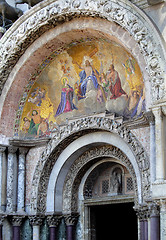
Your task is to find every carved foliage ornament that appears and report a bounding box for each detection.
[30,117,150,213]
[0,0,165,100]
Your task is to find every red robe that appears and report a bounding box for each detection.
[109,73,127,99]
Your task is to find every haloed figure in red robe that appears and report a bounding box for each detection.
[106,64,127,99]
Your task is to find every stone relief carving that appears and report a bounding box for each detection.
[30,117,150,214]
[0,0,165,101]
[63,146,138,213]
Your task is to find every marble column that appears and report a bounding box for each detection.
[17,148,28,213]
[47,214,62,240]
[29,215,43,240]
[64,213,79,240]
[149,202,160,240]
[136,205,149,240]
[146,112,156,182]
[11,215,25,240]
[0,214,7,240]
[159,200,166,240]
[6,147,18,212]
[0,147,7,212]
[152,107,165,181]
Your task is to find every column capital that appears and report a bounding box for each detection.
[19,147,29,155]
[135,205,150,221]
[47,214,62,227]
[149,202,160,217]
[64,213,79,226]
[8,146,18,154]
[144,111,155,124]
[0,214,7,225]
[11,215,25,226]
[0,146,6,153]
[29,215,44,226]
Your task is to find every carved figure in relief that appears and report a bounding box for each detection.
[110,170,122,195]
[0,0,22,27]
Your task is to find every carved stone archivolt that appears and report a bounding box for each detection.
[30,117,150,214]
[63,146,138,213]
[0,0,165,101]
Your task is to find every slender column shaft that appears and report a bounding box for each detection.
[150,216,160,240]
[0,147,6,212]
[17,148,28,212]
[49,226,58,240]
[160,200,166,240]
[144,220,148,240]
[47,214,62,240]
[0,225,2,240]
[64,213,78,240]
[33,225,40,240]
[66,225,74,240]
[13,226,21,240]
[152,107,165,180]
[29,215,43,240]
[140,220,145,240]
[6,147,17,212]
[150,203,160,240]
[149,121,156,182]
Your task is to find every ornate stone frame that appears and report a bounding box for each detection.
[0,0,165,102]
[62,146,138,213]
[30,117,150,214]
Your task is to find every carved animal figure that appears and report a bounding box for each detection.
[15,0,42,8]
[0,0,23,27]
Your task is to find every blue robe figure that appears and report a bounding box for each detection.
[55,79,78,117]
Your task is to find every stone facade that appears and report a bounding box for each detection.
[0,0,165,239]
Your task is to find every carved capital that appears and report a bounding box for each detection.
[8,146,18,154]
[47,214,62,227]
[0,146,6,153]
[149,202,160,217]
[0,214,7,225]
[135,205,150,221]
[29,215,44,226]
[11,215,25,226]
[19,147,29,156]
[64,213,79,226]
[144,111,155,124]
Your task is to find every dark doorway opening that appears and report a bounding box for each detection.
[90,202,138,240]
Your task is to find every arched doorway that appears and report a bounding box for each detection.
[82,160,137,240]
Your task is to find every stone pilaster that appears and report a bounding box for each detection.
[149,202,160,240]
[64,213,79,240]
[47,214,62,240]
[152,107,165,181]
[17,148,28,213]
[6,147,18,212]
[0,147,7,212]
[29,215,44,240]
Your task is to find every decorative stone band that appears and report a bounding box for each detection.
[10,215,25,226]
[135,204,150,221]
[30,117,150,213]
[64,213,79,226]
[46,214,62,227]
[29,215,44,226]
[0,0,165,100]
